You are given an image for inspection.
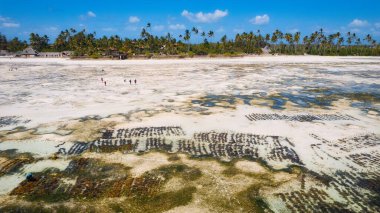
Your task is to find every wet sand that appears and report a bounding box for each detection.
[0,56,379,212]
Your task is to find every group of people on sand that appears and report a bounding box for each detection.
[99,68,137,86]
[100,77,137,86]
[125,79,137,85]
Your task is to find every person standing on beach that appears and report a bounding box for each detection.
[101,77,103,82]
[129,79,132,85]
[134,79,137,84]
[104,81,107,86]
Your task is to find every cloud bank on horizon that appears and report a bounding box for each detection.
[0,0,379,40]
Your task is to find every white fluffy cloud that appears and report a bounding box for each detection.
[2,22,20,28]
[129,16,140,23]
[80,11,96,20]
[0,16,20,28]
[250,14,270,25]
[169,24,186,30]
[181,9,228,23]
[374,22,380,28]
[87,11,96,17]
[349,19,369,27]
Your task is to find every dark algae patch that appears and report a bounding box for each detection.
[118,186,196,213]
[0,203,78,213]
[8,158,200,212]
[0,149,34,177]
[237,185,273,213]
[11,158,130,202]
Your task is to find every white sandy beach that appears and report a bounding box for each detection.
[1,56,379,126]
[1,55,379,164]
[0,55,379,212]
[2,55,380,65]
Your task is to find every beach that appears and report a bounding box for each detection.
[0,56,379,212]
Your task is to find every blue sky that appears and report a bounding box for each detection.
[1,0,380,42]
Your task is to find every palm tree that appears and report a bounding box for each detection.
[191,27,199,35]
[371,39,377,47]
[317,28,325,55]
[192,27,199,44]
[201,32,206,44]
[284,33,293,54]
[265,34,270,47]
[328,34,335,53]
[164,33,174,54]
[247,32,254,53]
[183,29,191,52]
[235,33,242,51]
[208,31,214,43]
[346,32,352,54]
[334,32,341,54]
[294,32,301,54]
[337,37,344,55]
[145,23,152,51]
[256,30,262,48]
[371,39,377,55]
[364,34,372,46]
[355,38,361,55]
[220,35,227,53]
[271,33,278,53]
[352,33,357,41]
[348,33,356,55]
[140,28,147,39]
[274,29,283,53]
[14,25,380,57]
[303,36,310,54]
[320,36,328,55]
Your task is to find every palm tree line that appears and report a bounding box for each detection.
[0,24,379,57]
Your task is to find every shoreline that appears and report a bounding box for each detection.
[1,55,380,65]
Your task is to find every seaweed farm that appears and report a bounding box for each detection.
[0,57,379,212]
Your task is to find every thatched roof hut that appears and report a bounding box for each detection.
[21,47,38,57]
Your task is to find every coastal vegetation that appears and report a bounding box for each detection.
[1,24,379,57]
